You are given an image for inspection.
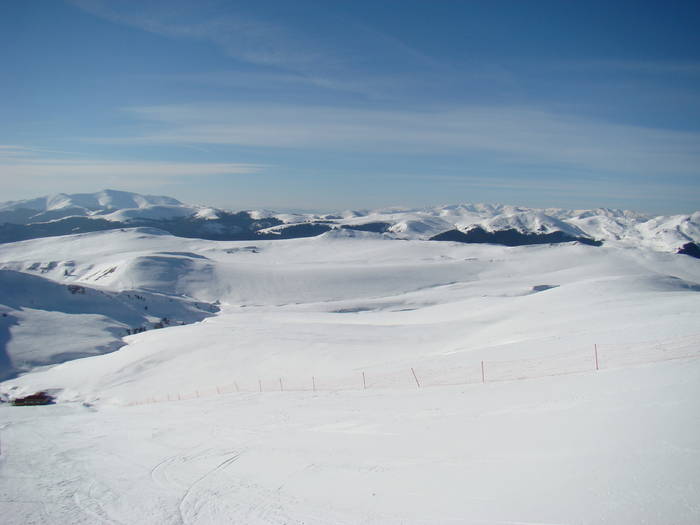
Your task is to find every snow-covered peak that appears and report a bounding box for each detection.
[478,210,588,237]
[193,207,221,220]
[1,189,182,213]
[0,190,193,224]
[45,189,182,212]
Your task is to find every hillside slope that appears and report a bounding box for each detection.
[1,228,698,402]
[0,266,218,380]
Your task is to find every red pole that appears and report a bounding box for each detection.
[594,344,599,371]
[411,367,421,388]
[481,360,486,383]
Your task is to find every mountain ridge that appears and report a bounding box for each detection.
[0,189,698,254]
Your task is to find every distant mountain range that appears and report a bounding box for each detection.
[1,189,698,255]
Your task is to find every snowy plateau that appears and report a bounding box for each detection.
[0,189,699,524]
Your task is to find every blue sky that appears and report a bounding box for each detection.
[1,0,699,213]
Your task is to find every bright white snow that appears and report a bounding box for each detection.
[1,359,699,524]
[0,215,699,523]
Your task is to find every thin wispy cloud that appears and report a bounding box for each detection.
[68,0,427,73]
[68,0,444,97]
[93,102,700,177]
[69,0,324,70]
[557,60,700,75]
[140,70,383,99]
[2,159,265,178]
[399,173,696,205]
[0,145,266,195]
[0,145,88,159]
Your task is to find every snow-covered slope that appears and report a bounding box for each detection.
[0,214,699,524]
[3,358,698,525]
[1,226,698,401]
[0,190,185,218]
[0,266,217,380]
[0,227,232,379]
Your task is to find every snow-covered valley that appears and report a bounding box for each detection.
[1,192,699,524]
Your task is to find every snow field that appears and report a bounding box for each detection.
[2,230,699,403]
[1,228,699,523]
[1,357,699,524]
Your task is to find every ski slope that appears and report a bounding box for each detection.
[0,224,699,523]
[1,358,699,524]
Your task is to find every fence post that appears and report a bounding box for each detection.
[216,386,221,395]
[481,360,486,383]
[279,377,283,392]
[235,382,240,392]
[411,367,421,388]
[362,371,367,390]
[195,390,199,398]
[259,379,262,393]
[594,344,599,371]
[312,376,316,392]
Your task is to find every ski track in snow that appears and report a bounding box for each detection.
[177,451,243,525]
[72,481,125,525]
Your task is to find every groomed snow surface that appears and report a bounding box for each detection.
[1,228,699,524]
